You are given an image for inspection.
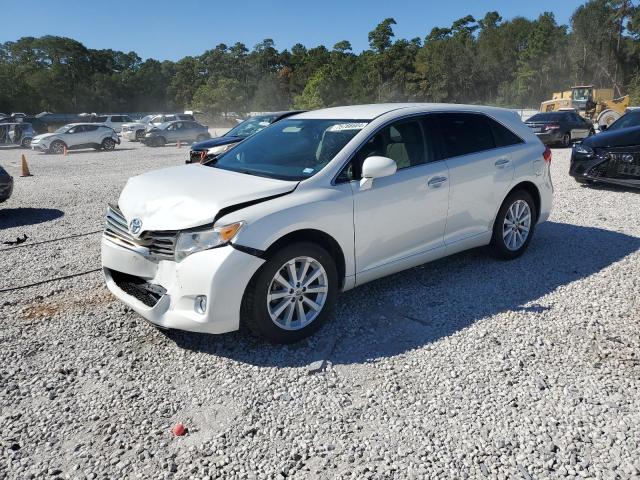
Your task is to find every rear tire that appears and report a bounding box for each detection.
[241,242,338,344]
[561,132,571,148]
[489,190,537,260]
[196,134,208,142]
[21,137,32,148]
[135,129,145,141]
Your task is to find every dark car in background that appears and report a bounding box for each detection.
[188,111,304,163]
[570,125,640,189]
[525,110,594,147]
[0,164,14,203]
[142,120,210,147]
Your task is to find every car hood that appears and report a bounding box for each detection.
[122,122,146,128]
[118,164,298,231]
[582,125,640,148]
[191,136,242,150]
[32,133,57,141]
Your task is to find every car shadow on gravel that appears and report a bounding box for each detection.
[0,207,64,228]
[168,221,640,367]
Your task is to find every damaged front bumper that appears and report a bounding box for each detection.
[101,237,265,334]
[570,149,640,188]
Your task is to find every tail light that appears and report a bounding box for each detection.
[543,146,552,163]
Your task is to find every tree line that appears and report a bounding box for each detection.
[1,0,639,116]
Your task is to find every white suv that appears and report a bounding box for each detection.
[91,114,134,133]
[31,123,120,154]
[102,104,553,343]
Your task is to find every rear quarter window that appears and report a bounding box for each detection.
[489,119,524,148]
[436,113,495,158]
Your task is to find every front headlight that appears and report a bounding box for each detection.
[174,221,244,262]
[574,144,594,156]
[207,143,235,156]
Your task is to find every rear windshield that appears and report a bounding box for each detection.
[527,113,564,122]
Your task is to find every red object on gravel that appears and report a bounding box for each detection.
[172,423,186,436]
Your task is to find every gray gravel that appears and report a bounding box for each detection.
[1,141,639,479]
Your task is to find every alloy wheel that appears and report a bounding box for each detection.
[267,256,328,331]
[502,200,531,251]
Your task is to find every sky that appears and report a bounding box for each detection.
[0,0,587,60]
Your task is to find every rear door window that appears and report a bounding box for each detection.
[436,113,495,158]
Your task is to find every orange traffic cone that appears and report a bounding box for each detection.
[199,150,206,163]
[63,145,68,156]
[20,154,32,177]
[177,140,181,149]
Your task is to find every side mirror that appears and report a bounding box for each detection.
[600,124,607,131]
[360,156,397,190]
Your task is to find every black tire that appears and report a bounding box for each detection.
[196,134,208,142]
[241,242,338,344]
[588,128,595,137]
[489,190,537,260]
[561,132,571,148]
[21,137,32,148]
[102,138,116,151]
[49,140,66,154]
[155,136,166,147]
[135,129,145,141]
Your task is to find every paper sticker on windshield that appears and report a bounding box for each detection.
[327,122,367,132]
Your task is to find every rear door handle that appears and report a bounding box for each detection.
[427,176,448,187]
[495,158,510,168]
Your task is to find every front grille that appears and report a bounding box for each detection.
[103,204,177,260]
[591,149,640,179]
[109,269,166,307]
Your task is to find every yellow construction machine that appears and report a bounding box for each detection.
[539,85,629,128]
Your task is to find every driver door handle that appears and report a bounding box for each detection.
[495,158,510,168]
[427,176,448,188]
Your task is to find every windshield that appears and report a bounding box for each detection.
[527,113,564,122]
[55,125,72,133]
[226,114,279,138]
[573,88,591,102]
[211,119,368,181]
[606,112,640,132]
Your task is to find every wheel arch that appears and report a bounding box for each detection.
[263,229,346,289]
[505,181,541,222]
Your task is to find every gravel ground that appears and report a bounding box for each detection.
[0,141,639,480]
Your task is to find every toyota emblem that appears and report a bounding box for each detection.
[129,218,142,236]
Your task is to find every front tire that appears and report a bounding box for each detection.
[21,137,32,148]
[135,129,145,141]
[561,132,571,148]
[49,140,65,154]
[489,190,537,260]
[241,242,338,343]
[102,138,116,151]
[155,137,166,147]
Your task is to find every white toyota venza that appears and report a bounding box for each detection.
[102,104,553,343]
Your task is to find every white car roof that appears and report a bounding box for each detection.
[293,103,517,120]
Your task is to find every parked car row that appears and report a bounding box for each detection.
[188,111,303,163]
